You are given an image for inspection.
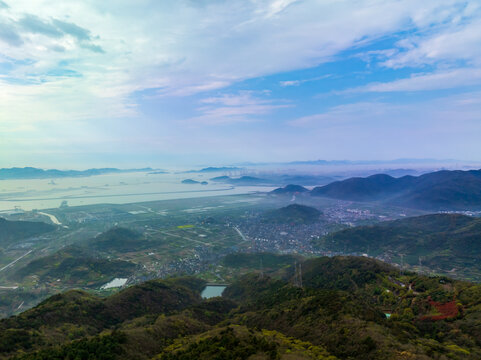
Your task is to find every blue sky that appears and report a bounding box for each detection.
[1,0,481,168]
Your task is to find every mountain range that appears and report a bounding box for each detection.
[272,169,481,210]
[311,169,481,210]
[0,167,153,180]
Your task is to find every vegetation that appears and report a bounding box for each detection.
[0,218,55,248]
[311,169,481,210]
[314,213,481,281]
[14,246,137,287]
[263,204,321,224]
[2,257,481,359]
[155,325,336,360]
[223,253,301,271]
[0,277,205,358]
[84,227,156,253]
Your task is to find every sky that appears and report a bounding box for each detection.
[1,0,481,168]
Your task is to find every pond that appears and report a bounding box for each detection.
[201,285,226,299]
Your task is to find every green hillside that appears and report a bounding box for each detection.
[0,218,55,249]
[14,246,138,287]
[314,214,481,281]
[85,227,154,253]
[263,204,321,224]
[1,257,481,359]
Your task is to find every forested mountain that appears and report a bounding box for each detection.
[14,246,137,287]
[314,213,481,281]
[1,256,481,359]
[310,169,481,210]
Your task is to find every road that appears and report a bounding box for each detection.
[38,211,62,225]
[234,227,249,243]
[156,230,213,246]
[0,250,33,272]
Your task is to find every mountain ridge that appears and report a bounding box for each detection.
[0,167,153,180]
[309,169,481,210]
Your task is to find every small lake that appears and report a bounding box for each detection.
[101,278,128,289]
[201,285,226,299]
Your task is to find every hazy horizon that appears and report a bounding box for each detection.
[3,157,481,172]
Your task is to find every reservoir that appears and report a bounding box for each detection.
[201,285,226,299]
[101,278,128,289]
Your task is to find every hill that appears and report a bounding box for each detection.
[0,218,55,248]
[222,253,301,273]
[223,257,481,359]
[14,247,138,287]
[2,257,481,359]
[209,175,269,185]
[85,227,153,253]
[271,184,309,195]
[315,213,481,281]
[311,169,481,210]
[0,277,206,358]
[181,179,207,185]
[263,204,321,224]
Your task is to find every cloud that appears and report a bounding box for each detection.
[288,102,394,127]
[382,18,481,68]
[0,22,22,46]
[343,67,481,93]
[1,0,472,103]
[279,80,301,86]
[279,75,331,87]
[186,92,290,125]
[79,42,104,53]
[1,0,481,165]
[18,15,63,38]
[284,93,481,161]
[51,19,92,41]
[289,92,481,128]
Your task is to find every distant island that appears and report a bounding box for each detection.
[270,184,309,195]
[0,167,153,180]
[209,175,270,185]
[181,179,208,185]
[183,166,244,173]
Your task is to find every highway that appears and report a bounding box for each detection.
[0,250,33,272]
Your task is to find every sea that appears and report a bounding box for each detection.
[0,171,275,212]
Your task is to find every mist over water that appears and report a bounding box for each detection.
[0,171,275,212]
